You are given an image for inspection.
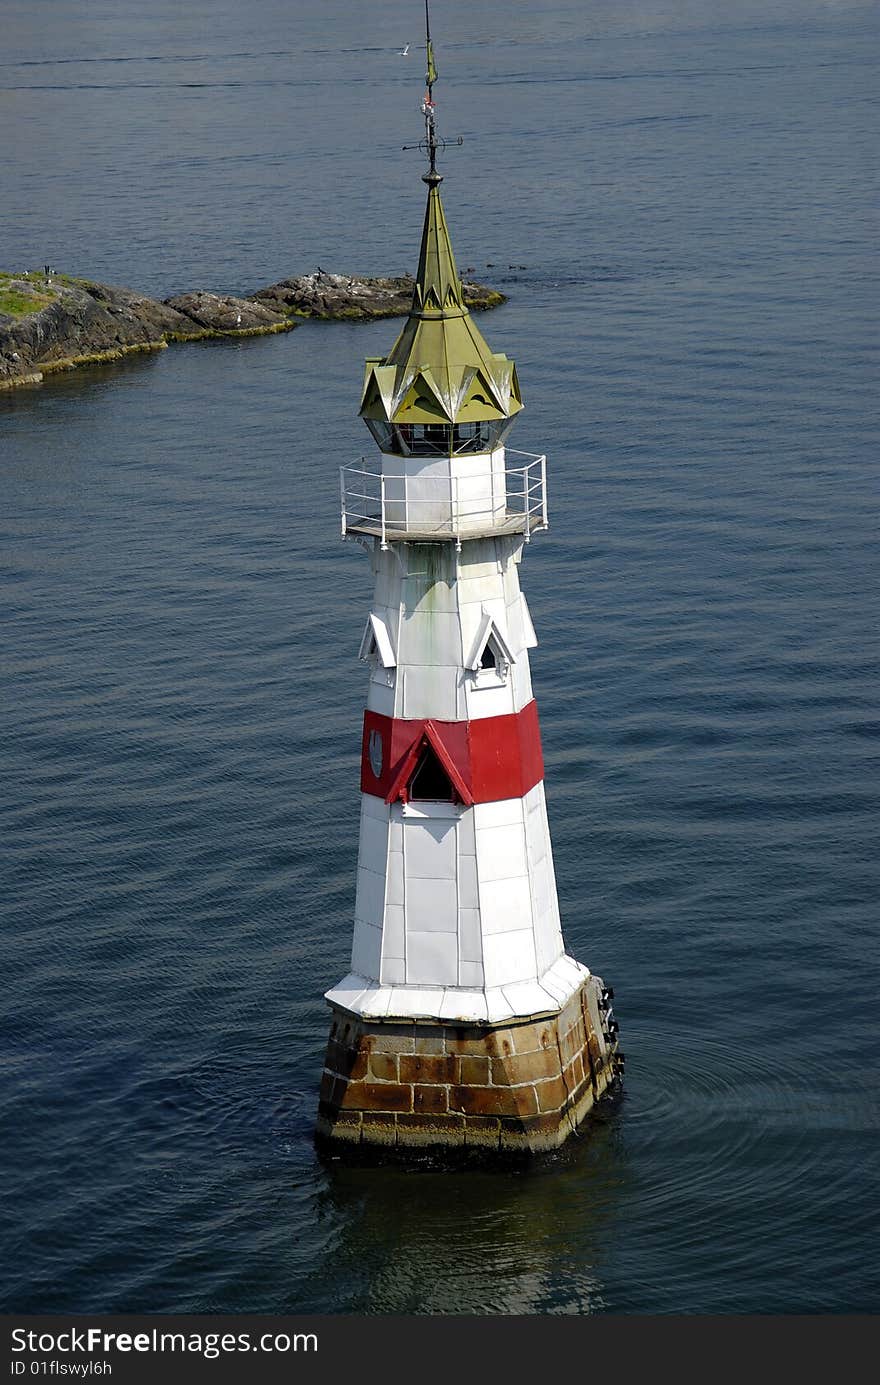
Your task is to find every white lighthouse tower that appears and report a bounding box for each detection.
[317,24,620,1153]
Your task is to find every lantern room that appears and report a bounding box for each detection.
[341,176,545,546]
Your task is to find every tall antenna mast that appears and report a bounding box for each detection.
[422,0,440,183]
[403,2,462,177]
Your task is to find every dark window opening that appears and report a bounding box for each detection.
[364,418,514,457]
[480,642,497,670]
[408,744,456,801]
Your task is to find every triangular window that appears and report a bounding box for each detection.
[384,722,473,807]
[466,609,515,687]
[409,743,456,802]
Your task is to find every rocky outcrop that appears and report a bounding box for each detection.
[0,274,296,388]
[78,281,210,341]
[164,290,292,336]
[2,276,169,387]
[1,265,506,389]
[252,270,506,320]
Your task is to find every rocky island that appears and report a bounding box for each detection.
[252,268,505,320]
[0,268,505,390]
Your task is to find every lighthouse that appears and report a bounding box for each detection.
[316,22,621,1154]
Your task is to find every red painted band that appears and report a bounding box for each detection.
[361,700,544,805]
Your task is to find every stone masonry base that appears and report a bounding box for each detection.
[315,976,621,1154]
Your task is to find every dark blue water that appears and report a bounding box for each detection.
[2,0,878,1313]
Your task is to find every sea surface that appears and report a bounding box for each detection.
[1,0,878,1314]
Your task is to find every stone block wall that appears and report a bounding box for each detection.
[315,977,621,1154]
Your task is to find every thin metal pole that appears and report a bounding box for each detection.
[380,471,387,549]
[490,447,497,522]
[424,0,438,177]
[541,453,548,528]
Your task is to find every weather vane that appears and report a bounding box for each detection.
[402,0,463,179]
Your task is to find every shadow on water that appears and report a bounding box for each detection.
[310,1092,628,1314]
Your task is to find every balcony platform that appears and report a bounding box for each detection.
[343,512,545,544]
[340,447,548,549]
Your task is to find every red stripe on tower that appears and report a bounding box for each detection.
[360,700,545,805]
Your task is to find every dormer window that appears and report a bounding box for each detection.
[466,609,514,689]
[384,723,473,811]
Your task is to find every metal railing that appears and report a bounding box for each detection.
[340,448,548,549]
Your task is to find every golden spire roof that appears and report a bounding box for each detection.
[359,176,523,429]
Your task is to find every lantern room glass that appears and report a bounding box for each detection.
[364,418,514,457]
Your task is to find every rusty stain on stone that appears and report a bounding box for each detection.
[315,976,622,1155]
